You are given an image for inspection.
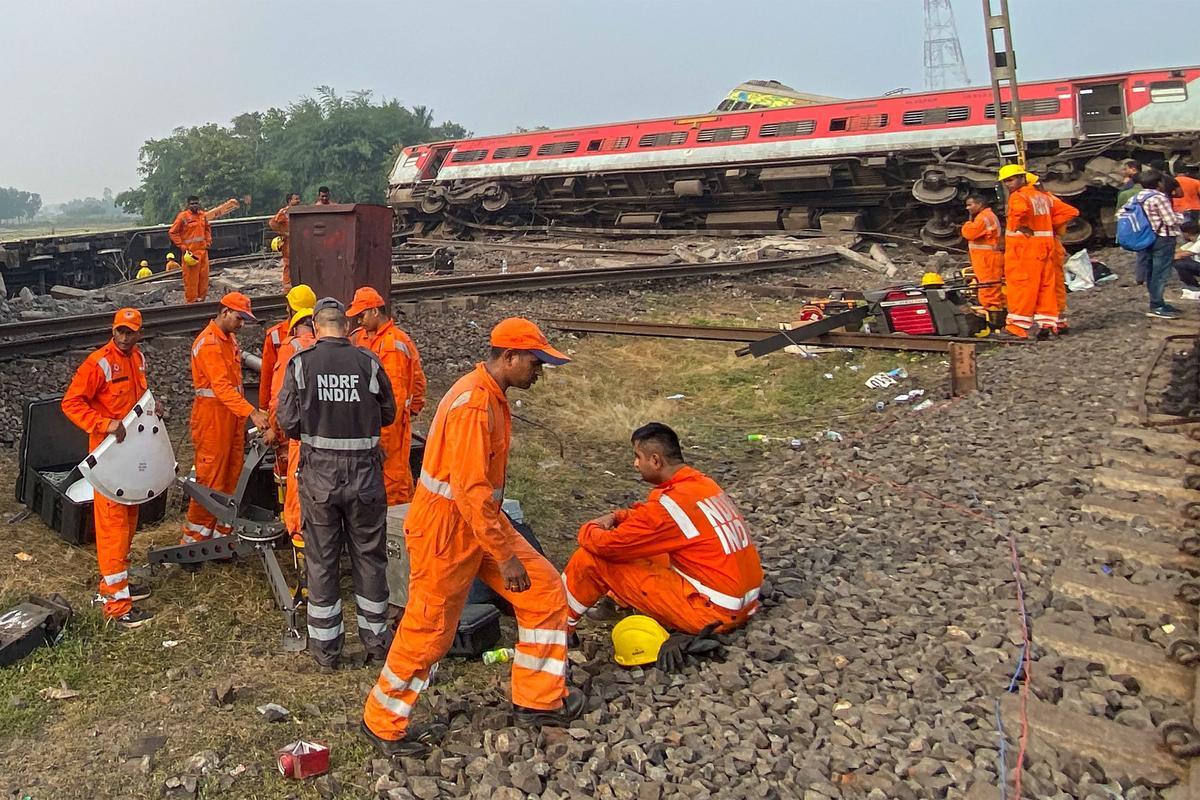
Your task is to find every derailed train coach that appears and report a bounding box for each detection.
[387,66,1200,247]
[0,216,270,296]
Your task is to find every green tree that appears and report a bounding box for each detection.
[0,187,42,221]
[117,89,467,223]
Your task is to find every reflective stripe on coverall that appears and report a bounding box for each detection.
[269,205,291,291]
[363,363,569,741]
[276,338,396,662]
[352,320,423,504]
[169,209,212,303]
[1003,186,1058,336]
[62,341,148,618]
[268,326,316,536]
[563,465,764,635]
[960,207,1005,311]
[1046,192,1080,332]
[184,321,252,544]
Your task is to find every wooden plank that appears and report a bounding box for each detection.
[1036,621,1193,701]
[1100,447,1199,478]
[1117,408,1200,431]
[1085,529,1200,571]
[950,342,978,396]
[832,245,890,275]
[1052,567,1194,620]
[1093,467,1200,503]
[1000,694,1184,787]
[1108,426,1200,456]
[1081,494,1190,529]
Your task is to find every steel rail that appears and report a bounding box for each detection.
[541,317,1005,353]
[405,237,672,257]
[0,253,836,360]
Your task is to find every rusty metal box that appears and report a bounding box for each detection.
[288,204,393,308]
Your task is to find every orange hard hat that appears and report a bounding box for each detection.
[220,292,258,323]
[113,308,143,332]
[346,286,386,317]
[490,317,570,365]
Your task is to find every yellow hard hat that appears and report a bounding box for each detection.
[286,284,317,311]
[183,251,199,267]
[1027,173,1040,185]
[271,235,284,252]
[997,164,1026,181]
[166,252,176,261]
[289,307,314,330]
[921,272,945,287]
[139,260,149,268]
[136,267,153,279]
[612,615,670,667]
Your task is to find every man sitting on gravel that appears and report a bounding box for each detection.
[562,422,764,637]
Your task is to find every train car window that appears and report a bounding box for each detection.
[637,132,689,148]
[759,120,817,138]
[696,125,751,143]
[717,100,736,111]
[586,137,631,152]
[830,114,889,132]
[450,149,489,163]
[1150,80,1188,103]
[985,98,1060,118]
[732,101,751,111]
[536,141,581,156]
[492,145,533,160]
[901,106,971,125]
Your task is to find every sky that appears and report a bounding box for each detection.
[3,0,1195,203]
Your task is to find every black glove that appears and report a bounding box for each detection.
[655,622,724,672]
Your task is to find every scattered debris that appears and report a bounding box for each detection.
[14,552,33,562]
[162,639,182,648]
[38,686,79,701]
[277,740,331,779]
[0,594,72,667]
[665,393,686,400]
[210,679,237,706]
[257,703,291,723]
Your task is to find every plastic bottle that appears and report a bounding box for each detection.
[482,648,516,665]
[746,434,767,442]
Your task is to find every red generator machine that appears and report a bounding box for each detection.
[864,283,985,338]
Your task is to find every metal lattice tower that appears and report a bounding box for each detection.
[924,0,971,90]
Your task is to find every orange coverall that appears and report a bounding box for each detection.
[364,364,569,741]
[1045,192,1080,333]
[165,257,180,272]
[1003,185,1059,337]
[259,320,290,495]
[183,321,253,543]
[168,209,212,303]
[563,465,764,635]
[268,325,316,537]
[960,207,1005,312]
[269,205,291,291]
[352,320,426,504]
[62,341,148,618]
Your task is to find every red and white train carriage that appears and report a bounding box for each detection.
[388,66,1200,245]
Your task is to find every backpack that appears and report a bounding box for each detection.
[1116,195,1157,251]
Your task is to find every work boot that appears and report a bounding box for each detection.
[360,720,446,757]
[314,654,340,674]
[128,583,152,602]
[108,607,154,630]
[513,687,587,727]
[585,596,622,622]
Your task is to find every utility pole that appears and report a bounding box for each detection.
[982,0,1026,166]
[923,0,971,91]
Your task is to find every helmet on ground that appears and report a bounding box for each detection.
[612,615,670,667]
[183,251,199,267]
[997,164,1027,181]
[286,284,317,311]
[289,307,314,330]
[921,272,945,287]
[139,260,149,268]
[271,236,283,252]
[166,252,176,260]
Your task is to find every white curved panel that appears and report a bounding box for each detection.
[79,391,176,505]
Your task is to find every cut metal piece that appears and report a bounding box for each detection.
[79,390,175,505]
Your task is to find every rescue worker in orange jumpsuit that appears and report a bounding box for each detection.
[62,308,156,628]
[183,293,270,544]
[563,422,764,637]
[1031,177,1080,335]
[348,286,427,505]
[960,194,1006,332]
[260,284,317,506]
[269,192,301,290]
[362,318,583,756]
[998,165,1059,339]
[169,196,213,304]
[269,308,317,542]
[165,252,180,272]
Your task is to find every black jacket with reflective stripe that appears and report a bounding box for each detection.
[277,337,396,453]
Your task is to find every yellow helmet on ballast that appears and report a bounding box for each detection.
[271,236,284,252]
[997,164,1027,181]
[921,272,945,287]
[612,615,670,667]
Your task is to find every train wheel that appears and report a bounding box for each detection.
[419,190,447,215]
[912,168,960,205]
[1061,217,1094,246]
[481,188,511,213]
[921,214,962,249]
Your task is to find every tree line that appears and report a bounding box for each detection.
[117,87,468,224]
[0,187,43,222]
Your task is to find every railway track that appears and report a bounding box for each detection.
[982,324,1200,798]
[0,252,836,360]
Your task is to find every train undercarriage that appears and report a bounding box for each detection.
[391,134,1197,248]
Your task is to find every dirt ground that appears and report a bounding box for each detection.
[0,269,942,799]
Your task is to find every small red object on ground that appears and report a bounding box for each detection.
[277,740,330,779]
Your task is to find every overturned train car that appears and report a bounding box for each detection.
[0,216,270,296]
[388,67,1200,246]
